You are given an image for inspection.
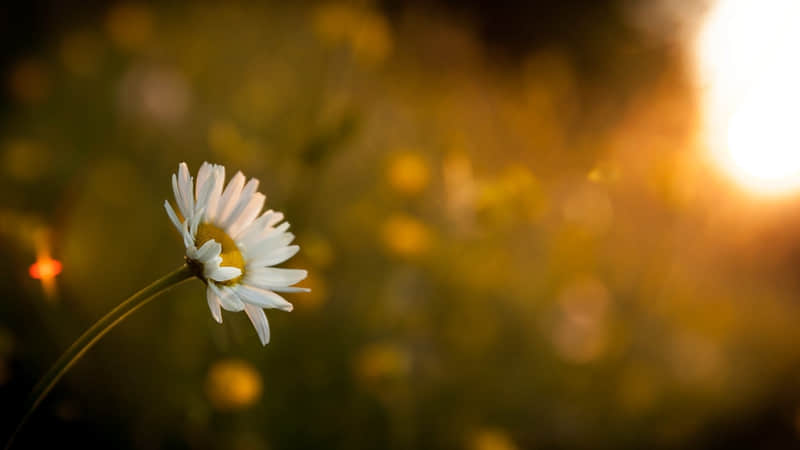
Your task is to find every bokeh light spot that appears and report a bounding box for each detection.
[29,258,63,280]
[470,428,518,450]
[206,359,263,411]
[381,214,432,257]
[106,2,154,50]
[387,151,430,196]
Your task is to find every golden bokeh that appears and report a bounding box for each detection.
[355,342,411,381]
[206,359,263,411]
[106,2,154,50]
[387,151,431,196]
[469,428,518,450]
[381,214,432,257]
[312,3,393,66]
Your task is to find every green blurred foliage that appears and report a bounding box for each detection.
[2,2,800,449]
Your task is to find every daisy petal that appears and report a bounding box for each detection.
[195,168,216,218]
[270,286,311,293]
[178,162,195,216]
[235,285,294,312]
[217,171,246,223]
[196,162,212,200]
[243,226,293,258]
[243,303,271,345]
[202,255,223,279]
[181,221,195,249]
[210,283,245,311]
[249,245,300,268]
[172,173,189,219]
[205,283,223,323]
[209,266,242,282]
[237,212,286,247]
[229,193,265,238]
[164,200,182,232]
[244,268,308,288]
[206,165,226,222]
[195,239,222,263]
[222,178,259,230]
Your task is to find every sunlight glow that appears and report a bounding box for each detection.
[697,0,800,195]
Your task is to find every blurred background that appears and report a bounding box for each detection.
[2,0,800,448]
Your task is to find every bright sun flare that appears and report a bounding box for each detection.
[697,0,800,195]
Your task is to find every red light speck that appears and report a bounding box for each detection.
[29,258,63,280]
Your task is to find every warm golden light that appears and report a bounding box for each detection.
[28,258,62,280]
[697,0,800,195]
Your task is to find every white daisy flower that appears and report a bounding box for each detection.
[164,162,308,345]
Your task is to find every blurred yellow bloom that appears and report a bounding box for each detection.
[356,342,410,381]
[477,165,547,224]
[312,3,392,66]
[470,428,518,450]
[208,120,242,153]
[106,2,154,50]
[207,120,261,166]
[381,214,431,257]
[206,359,263,411]
[301,233,334,268]
[387,151,430,196]
[291,272,327,311]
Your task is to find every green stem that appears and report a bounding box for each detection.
[4,264,195,450]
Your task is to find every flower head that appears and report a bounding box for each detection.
[165,162,307,345]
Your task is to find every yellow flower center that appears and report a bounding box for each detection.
[195,222,244,285]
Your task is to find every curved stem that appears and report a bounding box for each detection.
[4,264,194,450]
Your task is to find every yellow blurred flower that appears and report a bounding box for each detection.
[106,2,154,50]
[206,359,263,411]
[301,233,334,268]
[312,3,392,66]
[291,272,327,311]
[208,120,242,153]
[381,213,431,257]
[477,165,547,224]
[207,120,261,165]
[469,428,518,450]
[387,151,430,196]
[356,342,410,381]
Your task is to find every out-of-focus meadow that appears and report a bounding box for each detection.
[2,1,800,449]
